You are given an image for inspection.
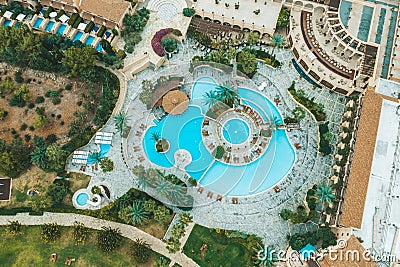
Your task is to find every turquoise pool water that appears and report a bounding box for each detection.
[222,119,250,144]
[57,24,66,35]
[45,21,55,32]
[375,8,386,44]
[357,6,374,42]
[2,19,10,26]
[339,0,352,27]
[85,36,94,45]
[33,18,43,28]
[73,31,83,42]
[87,144,111,164]
[143,76,296,196]
[96,43,102,52]
[76,192,89,206]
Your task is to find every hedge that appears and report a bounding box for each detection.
[72,16,83,29]
[55,10,65,21]
[84,21,95,33]
[97,25,106,37]
[43,6,54,19]
[67,13,79,26]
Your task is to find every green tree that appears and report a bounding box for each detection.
[315,183,335,215]
[6,220,23,236]
[203,91,220,107]
[155,256,170,267]
[47,182,70,205]
[30,195,53,212]
[40,223,61,243]
[182,7,195,17]
[153,206,171,223]
[292,107,305,122]
[14,84,31,101]
[279,209,292,221]
[161,38,178,53]
[131,238,152,263]
[271,35,284,56]
[0,77,15,95]
[45,145,67,172]
[113,112,129,135]
[118,200,149,225]
[215,84,238,107]
[237,50,257,76]
[277,7,290,28]
[32,114,47,128]
[72,221,89,245]
[166,237,180,253]
[178,212,193,226]
[226,47,237,61]
[247,31,260,46]
[99,157,114,172]
[62,46,97,77]
[97,226,123,253]
[31,144,48,169]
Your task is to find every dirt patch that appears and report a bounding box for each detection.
[0,63,100,145]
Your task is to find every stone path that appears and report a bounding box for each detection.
[0,213,199,267]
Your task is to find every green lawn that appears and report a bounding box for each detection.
[183,225,252,267]
[0,226,161,267]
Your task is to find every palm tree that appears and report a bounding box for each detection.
[31,145,48,169]
[314,183,335,223]
[156,179,173,198]
[96,226,122,253]
[253,244,277,267]
[151,132,161,142]
[114,112,129,135]
[271,35,284,56]
[178,212,193,226]
[89,151,101,168]
[119,200,149,225]
[203,91,220,107]
[215,84,238,107]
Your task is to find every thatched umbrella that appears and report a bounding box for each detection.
[162,90,189,115]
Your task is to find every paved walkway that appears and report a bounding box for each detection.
[0,213,199,267]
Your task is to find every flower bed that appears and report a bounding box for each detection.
[151,28,182,57]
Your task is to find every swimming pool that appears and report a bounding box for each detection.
[339,0,352,28]
[76,192,89,206]
[2,19,11,27]
[33,18,43,28]
[45,21,55,32]
[143,77,296,196]
[57,24,66,35]
[222,119,250,144]
[73,31,83,42]
[357,6,373,42]
[96,42,102,52]
[87,144,111,164]
[85,36,95,45]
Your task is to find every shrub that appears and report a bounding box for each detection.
[183,8,195,17]
[24,134,31,142]
[56,114,62,119]
[65,84,72,91]
[28,102,35,109]
[47,182,69,205]
[20,123,28,131]
[97,26,106,37]
[96,226,123,253]
[46,133,57,144]
[77,101,82,106]
[131,238,151,263]
[84,21,95,33]
[52,97,61,105]
[6,221,23,236]
[14,70,23,83]
[40,223,61,243]
[35,96,45,103]
[29,125,35,131]
[73,221,89,245]
[100,39,114,55]
[91,185,101,195]
[43,6,54,19]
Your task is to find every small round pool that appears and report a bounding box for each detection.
[76,192,89,206]
[222,119,250,144]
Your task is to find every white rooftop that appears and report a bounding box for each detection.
[49,11,57,18]
[15,14,26,21]
[354,97,400,259]
[376,78,400,99]
[77,23,87,31]
[59,14,69,23]
[195,0,281,35]
[3,11,12,19]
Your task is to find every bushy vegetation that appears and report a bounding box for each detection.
[40,223,61,243]
[0,139,31,178]
[122,8,150,53]
[319,122,332,155]
[288,226,336,251]
[183,8,195,17]
[277,7,290,28]
[96,226,123,253]
[288,82,327,121]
